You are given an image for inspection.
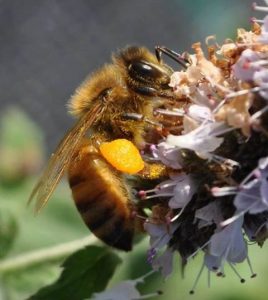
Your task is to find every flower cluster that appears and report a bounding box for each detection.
[137,1,268,294]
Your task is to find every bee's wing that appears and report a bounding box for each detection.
[28,104,103,213]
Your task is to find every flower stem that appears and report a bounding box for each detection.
[0,235,97,274]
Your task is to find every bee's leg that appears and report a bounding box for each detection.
[119,113,164,149]
[132,85,176,100]
[121,112,162,127]
[112,117,145,149]
[138,161,169,180]
[155,46,189,68]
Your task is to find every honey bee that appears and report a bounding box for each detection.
[29,46,178,251]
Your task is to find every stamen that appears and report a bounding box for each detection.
[189,262,205,294]
[205,76,232,94]
[226,88,258,99]
[139,188,159,195]
[250,17,264,23]
[211,154,240,168]
[246,255,257,278]
[139,270,156,281]
[240,168,259,186]
[220,184,260,227]
[254,221,267,241]
[140,181,178,197]
[246,60,268,68]
[138,181,178,199]
[158,182,177,189]
[171,206,186,222]
[186,241,210,262]
[250,105,268,123]
[220,211,245,227]
[211,186,239,197]
[132,211,148,220]
[228,263,246,283]
[220,194,261,227]
[217,262,225,277]
[216,271,225,277]
[138,190,147,199]
[213,87,261,114]
[210,126,235,137]
[252,2,268,12]
[155,108,185,117]
[142,193,173,200]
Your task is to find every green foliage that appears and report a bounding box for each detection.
[28,246,122,300]
[2,263,61,300]
[0,107,44,185]
[0,210,18,258]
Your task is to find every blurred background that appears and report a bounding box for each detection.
[1,0,268,299]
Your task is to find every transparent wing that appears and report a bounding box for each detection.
[28,103,103,213]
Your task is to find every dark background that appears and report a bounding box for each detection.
[0,0,255,151]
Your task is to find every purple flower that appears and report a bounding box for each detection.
[168,174,197,209]
[234,157,268,215]
[209,217,246,264]
[144,222,178,279]
[166,122,226,159]
[190,82,219,109]
[232,49,260,81]
[204,252,222,272]
[253,69,268,100]
[187,104,213,123]
[195,201,223,228]
[151,142,182,169]
[144,222,178,250]
[259,15,268,44]
[234,180,266,214]
[151,247,174,278]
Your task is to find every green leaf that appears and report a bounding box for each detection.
[1,262,62,300]
[28,246,122,300]
[0,209,18,258]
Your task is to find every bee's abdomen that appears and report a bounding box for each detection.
[68,142,134,251]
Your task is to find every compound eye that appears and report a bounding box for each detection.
[128,61,168,82]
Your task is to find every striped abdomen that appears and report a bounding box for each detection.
[68,141,135,251]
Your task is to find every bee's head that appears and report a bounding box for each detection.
[113,46,172,90]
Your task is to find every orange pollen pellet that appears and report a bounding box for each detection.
[99,139,144,174]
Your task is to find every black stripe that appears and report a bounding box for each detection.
[113,229,133,251]
[100,217,125,243]
[76,190,106,213]
[69,174,86,188]
[87,204,116,231]
[99,216,130,246]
